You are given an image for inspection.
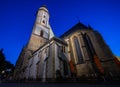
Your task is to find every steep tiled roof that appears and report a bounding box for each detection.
[60,22,91,38]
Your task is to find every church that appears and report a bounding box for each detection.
[14,5,120,82]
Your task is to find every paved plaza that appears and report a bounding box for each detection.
[0,82,120,87]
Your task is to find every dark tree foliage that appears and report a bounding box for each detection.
[0,48,5,75]
[0,48,14,76]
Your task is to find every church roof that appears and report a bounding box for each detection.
[52,36,67,45]
[60,22,92,38]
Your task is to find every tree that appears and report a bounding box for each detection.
[0,48,14,79]
[0,48,5,75]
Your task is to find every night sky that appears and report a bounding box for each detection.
[0,0,120,65]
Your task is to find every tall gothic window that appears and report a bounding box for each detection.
[82,33,96,59]
[85,34,95,56]
[74,37,83,64]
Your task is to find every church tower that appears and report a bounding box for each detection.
[27,5,54,51]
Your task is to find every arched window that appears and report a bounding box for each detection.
[40,30,44,37]
[74,37,83,64]
[83,33,95,58]
[42,20,45,24]
[43,15,46,18]
[85,34,95,55]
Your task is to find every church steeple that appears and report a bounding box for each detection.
[27,5,54,51]
[33,5,54,39]
[36,5,49,27]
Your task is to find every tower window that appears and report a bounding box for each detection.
[40,30,44,37]
[42,20,45,24]
[44,15,46,18]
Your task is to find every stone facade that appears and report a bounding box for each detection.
[14,6,70,82]
[14,5,120,82]
[61,23,120,79]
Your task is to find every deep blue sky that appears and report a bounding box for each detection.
[0,0,120,65]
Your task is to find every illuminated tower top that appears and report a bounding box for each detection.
[33,5,54,39]
[27,5,54,51]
